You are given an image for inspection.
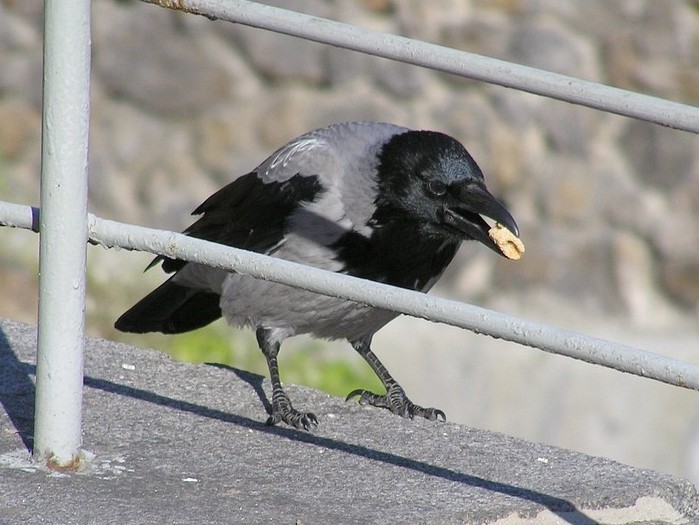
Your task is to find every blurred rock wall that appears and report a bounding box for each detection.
[2,0,698,325]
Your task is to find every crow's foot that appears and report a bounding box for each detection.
[266,393,318,431]
[346,384,446,422]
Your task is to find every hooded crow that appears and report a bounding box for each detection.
[115,121,520,430]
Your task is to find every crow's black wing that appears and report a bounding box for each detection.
[157,171,323,272]
[115,171,323,334]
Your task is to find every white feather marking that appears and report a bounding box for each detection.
[266,137,325,175]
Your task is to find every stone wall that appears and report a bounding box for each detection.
[2,0,698,325]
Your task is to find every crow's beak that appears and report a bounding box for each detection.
[442,184,520,257]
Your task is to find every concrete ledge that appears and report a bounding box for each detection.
[1,318,697,524]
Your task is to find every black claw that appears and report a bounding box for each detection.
[413,406,447,422]
[304,413,319,430]
[345,389,364,402]
[295,412,318,431]
[346,385,446,423]
[266,396,319,431]
[267,410,318,430]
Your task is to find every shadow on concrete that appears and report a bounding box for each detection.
[212,365,599,524]
[2,349,597,524]
[207,362,273,416]
[0,327,35,452]
[102,362,598,524]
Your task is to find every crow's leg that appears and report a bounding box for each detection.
[256,327,318,430]
[346,335,446,422]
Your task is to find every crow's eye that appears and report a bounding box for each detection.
[427,180,447,196]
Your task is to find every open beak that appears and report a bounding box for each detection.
[442,184,520,257]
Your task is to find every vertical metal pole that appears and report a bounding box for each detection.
[34,0,92,469]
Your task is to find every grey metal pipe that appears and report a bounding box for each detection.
[3,200,698,390]
[143,0,699,133]
[34,0,92,469]
[0,201,39,232]
[84,214,699,392]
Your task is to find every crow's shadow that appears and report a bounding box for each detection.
[0,336,598,525]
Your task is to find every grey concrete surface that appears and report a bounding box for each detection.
[1,318,697,525]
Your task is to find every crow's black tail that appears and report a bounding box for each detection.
[115,277,222,334]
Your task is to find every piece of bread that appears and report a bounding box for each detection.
[488,223,525,260]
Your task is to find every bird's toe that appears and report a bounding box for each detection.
[346,389,387,408]
[346,385,446,422]
[412,406,447,422]
[267,404,318,431]
[298,411,319,430]
[264,386,319,430]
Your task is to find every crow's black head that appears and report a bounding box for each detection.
[374,130,519,256]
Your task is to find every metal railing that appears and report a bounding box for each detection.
[1,0,698,469]
[33,0,91,469]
